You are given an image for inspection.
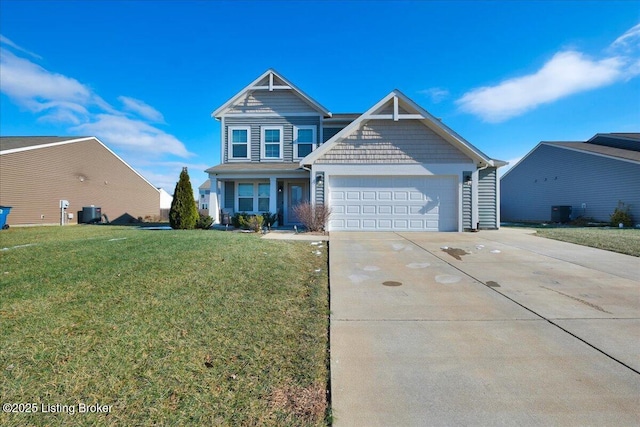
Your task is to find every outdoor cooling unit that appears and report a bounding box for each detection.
[551,206,572,223]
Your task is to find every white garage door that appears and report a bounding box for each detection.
[329,176,458,231]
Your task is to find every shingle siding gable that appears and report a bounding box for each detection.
[316,120,472,164]
[227,90,319,115]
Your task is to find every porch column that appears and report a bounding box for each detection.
[210,177,220,224]
[269,176,277,225]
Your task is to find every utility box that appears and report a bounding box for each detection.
[551,206,572,223]
[81,206,102,224]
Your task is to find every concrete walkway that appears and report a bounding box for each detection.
[329,228,640,426]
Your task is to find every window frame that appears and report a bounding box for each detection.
[235,182,271,213]
[237,182,255,212]
[293,126,317,159]
[260,126,284,160]
[228,126,251,161]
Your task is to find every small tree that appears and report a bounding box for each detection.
[169,167,199,230]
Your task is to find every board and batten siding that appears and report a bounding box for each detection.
[0,140,159,225]
[223,116,320,163]
[501,144,640,223]
[316,120,472,164]
[478,167,498,229]
[226,90,319,115]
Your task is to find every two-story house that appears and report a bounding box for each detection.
[206,69,506,231]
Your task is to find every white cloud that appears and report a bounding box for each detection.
[419,87,450,103]
[0,35,42,59]
[457,23,640,123]
[72,114,191,158]
[610,23,640,53]
[0,48,94,117]
[119,96,165,123]
[0,36,190,160]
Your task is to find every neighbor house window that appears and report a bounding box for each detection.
[237,182,270,212]
[229,126,250,160]
[238,183,254,211]
[261,126,283,160]
[294,126,316,159]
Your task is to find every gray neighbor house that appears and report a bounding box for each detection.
[206,69,506,232]
[501,133,640,224]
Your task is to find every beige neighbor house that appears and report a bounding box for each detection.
[206,69,506,231]
[0,136,160,226]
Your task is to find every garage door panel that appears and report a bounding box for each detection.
[363,205,376,214]
[329,175,458,231]
[378,205,392,214]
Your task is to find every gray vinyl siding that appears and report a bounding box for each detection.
[224,181,234,210]
[501,144,640,223]
[227,90,318,115]
[316,120,472,164]
[322,127,343,143]
[224,116,321,163]
[478,167,498,229]
[462,172,472,230]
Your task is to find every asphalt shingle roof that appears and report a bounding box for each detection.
[0,136,92,152]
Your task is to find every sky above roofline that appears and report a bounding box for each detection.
[1,1,638,193]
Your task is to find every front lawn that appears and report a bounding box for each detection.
[0,226,329,426]
[534,227,640,257]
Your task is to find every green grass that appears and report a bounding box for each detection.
[534,227,640,257]
[0,226,330,426]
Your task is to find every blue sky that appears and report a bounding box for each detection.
[1,1,639,194]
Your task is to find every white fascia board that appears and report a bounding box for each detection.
[211,68,331,118]
[1,136,160,193]
[222,112,322,118]
[92,137,161,193]
[391,89,495,165]
[0,136,95,155]
[211,69,272,118]
[301,89,495,167]
[300,92,397,165]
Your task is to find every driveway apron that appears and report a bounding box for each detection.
[329,229,640,426]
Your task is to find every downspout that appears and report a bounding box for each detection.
[474,163,490,231]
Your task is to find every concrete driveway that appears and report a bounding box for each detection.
[329,228,640,426]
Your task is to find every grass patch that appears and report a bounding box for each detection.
[1,226,329,426]
[534,227,640,257]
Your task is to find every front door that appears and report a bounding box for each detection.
[286,182,307,225]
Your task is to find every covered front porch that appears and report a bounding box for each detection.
[206,163,311,227]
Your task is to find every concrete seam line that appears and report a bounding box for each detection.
[396,232,640,377]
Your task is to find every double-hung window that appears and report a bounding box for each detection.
[294,126,316,159]
[261,126,283,160]
[229,126,250,160]
[237,182,271,212]
[238,183,254,211]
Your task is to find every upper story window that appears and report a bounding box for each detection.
[261,126,283,160]
[228,126,251,160]
[294,126,316,159]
